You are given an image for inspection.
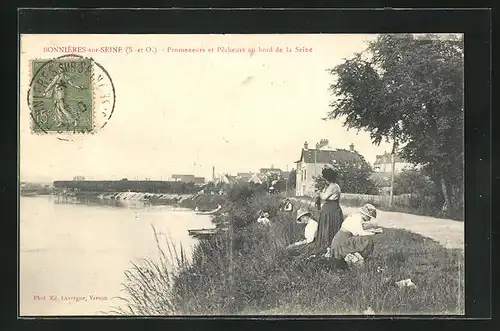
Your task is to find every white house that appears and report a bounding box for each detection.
[373,152,412,173]
[294,141,362,197]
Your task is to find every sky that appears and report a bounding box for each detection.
[20,34,394,183]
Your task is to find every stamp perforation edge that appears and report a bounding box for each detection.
[27,54,114,136]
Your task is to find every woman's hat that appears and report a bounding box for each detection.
[360,204,377,219]
[296,208,311,221]
[321,167,338,182]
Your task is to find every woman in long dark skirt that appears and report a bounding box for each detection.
[314,168,344,254]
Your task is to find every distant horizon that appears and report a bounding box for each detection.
[20,144,399,184]
[20,34,395,183]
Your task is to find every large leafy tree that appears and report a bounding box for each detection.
[326,34,463,218]
[314,152,378,195]
[393,167,438,196]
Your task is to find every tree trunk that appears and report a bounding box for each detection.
[441,178,452,217]
[389,152,395,207]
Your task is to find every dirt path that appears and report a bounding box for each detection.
[292,198,464,251]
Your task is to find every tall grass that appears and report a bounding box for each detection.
[113,186,464,315]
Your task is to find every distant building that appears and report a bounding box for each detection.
[171,174,196,183]
[373,152,412,173]
[259,166,282,177]
[294,141,362,197]
[216,174,237,185]
[236,172,254,182]
[248,173,265,184]
[73,176,85,181]
[194,177,205,185]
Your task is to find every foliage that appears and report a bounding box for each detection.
[201,181,227,194]
[393,168,437,196]
[326,33,464,218]
[314,152,378,194]
[287,169,297,189]
[261,173,285,194]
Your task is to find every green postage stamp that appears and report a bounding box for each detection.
[28,54,115,134]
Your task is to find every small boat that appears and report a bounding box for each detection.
[195,205,222,215]
[188,227,228,239]
[188,228,218,235]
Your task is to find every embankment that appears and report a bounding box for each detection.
[113,184,464,316]
[54,191,225,211]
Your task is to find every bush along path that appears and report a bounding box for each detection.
[292,198,464,251]
[114,186,464,316]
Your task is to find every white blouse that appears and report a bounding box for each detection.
[320,183,341,201]
[304,220,318,243]
[340,213,374,236]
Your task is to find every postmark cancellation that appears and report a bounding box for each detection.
[27,54,115,134]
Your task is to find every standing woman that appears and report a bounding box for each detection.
[314,168,344,253]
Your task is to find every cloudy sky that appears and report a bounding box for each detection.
[20,34,393,182]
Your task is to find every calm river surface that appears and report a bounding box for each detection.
[19,196,213,316]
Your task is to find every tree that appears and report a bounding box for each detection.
[287,169,297,189]
[314,152,378,194]
[393,168,438,196]
[264,173,286,194]
[326,34,463,218]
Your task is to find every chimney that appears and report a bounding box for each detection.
[349,143,355,152]
[304,141,309,150]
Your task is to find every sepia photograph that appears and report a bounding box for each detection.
[19,33,465,316]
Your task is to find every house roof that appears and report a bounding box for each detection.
[374,152,406,165]
[296,148,362,164]
[248,173,264,184]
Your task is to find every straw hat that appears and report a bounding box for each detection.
[360,204,377,219]
[296,208,311,222]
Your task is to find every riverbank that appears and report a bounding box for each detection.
[54,191,225,210]
[113,184,464,315]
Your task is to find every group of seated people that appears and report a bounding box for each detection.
[286,203,382,267]
[254,196,382,267]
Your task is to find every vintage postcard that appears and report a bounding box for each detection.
[19,33,464,316]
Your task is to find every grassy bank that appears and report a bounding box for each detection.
[113,185,464,315]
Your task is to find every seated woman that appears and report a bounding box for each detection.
[286,208,318,250]
[326,203,382,267]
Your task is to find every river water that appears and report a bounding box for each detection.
[19,195,213,316]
